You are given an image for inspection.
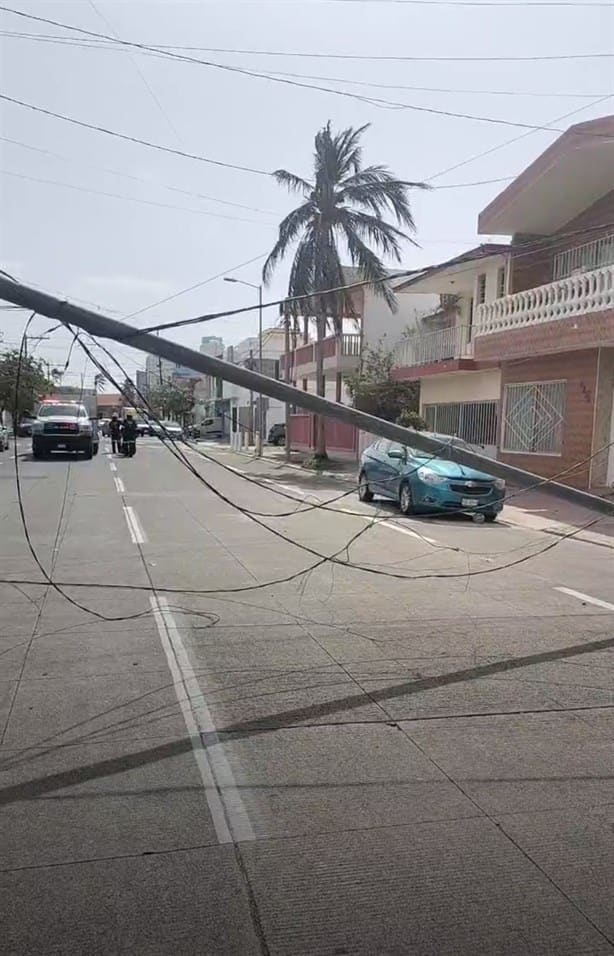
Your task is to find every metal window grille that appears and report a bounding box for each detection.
[502,381,566,455]
[496,266,506,299]
[422,400,498,446]
[477,274,487,305]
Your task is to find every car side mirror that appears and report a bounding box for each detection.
[387,449,405,461]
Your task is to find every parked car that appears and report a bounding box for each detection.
[31,403,99,459]
[99,418,111,437]
[358,433,505,521]
[268,423,286,446]
[0,423,9,452]
[152,420,183,441]
[135,419,150,437]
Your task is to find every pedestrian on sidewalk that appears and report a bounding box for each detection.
[121,414,138,458]
[109,413,123,455]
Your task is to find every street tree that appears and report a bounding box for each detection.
[0,349,52,423]
[263,121,425,461]
[147,380,195,424]
[346,341,425,426]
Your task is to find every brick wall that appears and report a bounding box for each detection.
[510,189,614,293]
[475,308,614,362]
[499,349,599,488]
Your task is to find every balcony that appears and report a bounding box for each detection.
[553,233,614,281]
[394,325,471,372]
[280,333,361,377]
[476,264,614,337]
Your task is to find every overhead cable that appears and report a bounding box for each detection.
[1,8,611,59]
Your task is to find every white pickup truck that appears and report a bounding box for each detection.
[32,402,99,459]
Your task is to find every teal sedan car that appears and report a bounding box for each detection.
[358,434,505,522]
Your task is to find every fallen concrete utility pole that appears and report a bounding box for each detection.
[1,275,613,517]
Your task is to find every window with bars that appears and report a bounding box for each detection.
[476,273,487,305]
[423,400,498,447]
[502,381,566,455]
[496,266,506,298]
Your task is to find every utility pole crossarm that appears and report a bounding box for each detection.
[1,276,612,516]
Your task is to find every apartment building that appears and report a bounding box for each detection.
[218,328,286,439]
[393,115,614,489]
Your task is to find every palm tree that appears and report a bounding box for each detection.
[264,122,426,460]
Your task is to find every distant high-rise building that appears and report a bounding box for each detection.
[135,370,148,396]
[199,336,224,357]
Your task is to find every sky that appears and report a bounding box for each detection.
[0,0,613,388]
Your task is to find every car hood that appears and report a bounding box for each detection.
[408,456,495,482]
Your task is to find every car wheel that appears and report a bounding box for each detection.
[93,443,99,457]
[32,440,44,459]
[484,513,497,523]
[83,443,93,460]
[399,481,415,515]
[358,471,374,502]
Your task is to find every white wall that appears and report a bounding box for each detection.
[420,369,501,407]
[362,290,439,349]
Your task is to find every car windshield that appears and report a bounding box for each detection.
[38,404,87,417]
[406,434,473,460]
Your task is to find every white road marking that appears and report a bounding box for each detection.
[123,505,147,544]
[109,462,117,472]
[150,596,254,844]
[114,476,125,495]
[555,587,614,612]
[338,507,438,545]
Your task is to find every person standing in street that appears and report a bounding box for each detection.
[109,413,122,455]
[122,413,138,457]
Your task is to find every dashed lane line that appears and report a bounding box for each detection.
[122,505,147,544]
[150,595,254,845]
[555,587,614,612]
[114,476,125,495]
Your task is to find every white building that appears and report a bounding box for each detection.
[281,268,439,404]
[221,328,286,439]
[145,353,176,389]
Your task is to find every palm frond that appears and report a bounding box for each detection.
[341,224,398,311]
[272,169,313,195]
[286,229,316,316]
[332,124,370,177]
[262,201,315,285]
[338,166,426,231]
[342,211,412,260]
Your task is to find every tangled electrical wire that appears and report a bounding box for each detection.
[4,315,613,631]
[6,321,612,615]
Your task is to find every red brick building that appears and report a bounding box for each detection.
[394,115,614,490]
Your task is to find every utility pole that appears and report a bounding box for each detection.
[248,348,255,447]
[283,304,291,463]
[0,275,612,517]
[223,276,264,456]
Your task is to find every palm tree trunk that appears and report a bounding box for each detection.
[314,313,328,460]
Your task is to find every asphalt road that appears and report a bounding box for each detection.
[1,435,613,955]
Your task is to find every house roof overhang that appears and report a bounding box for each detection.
[478,116,614,237]
[393,245,509,295]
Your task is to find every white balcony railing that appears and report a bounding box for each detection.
[394,324,470,368]
[553,233,614,281]
[341,333,361,356]
[476,264,614,336]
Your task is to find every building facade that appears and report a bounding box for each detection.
[392,115,614,489]
[280,270,438,455]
